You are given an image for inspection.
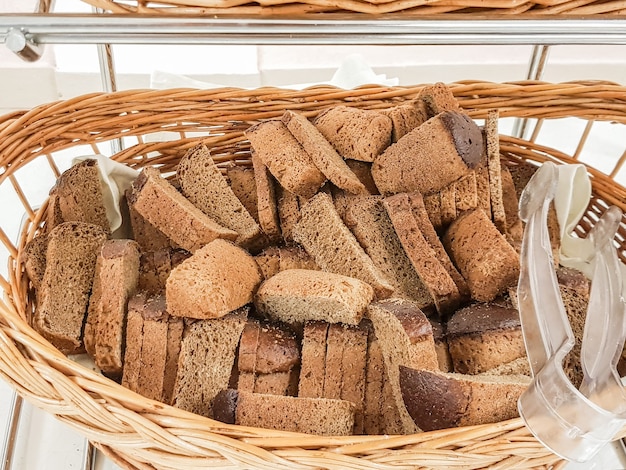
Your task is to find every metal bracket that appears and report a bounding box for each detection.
[4,27,43,62]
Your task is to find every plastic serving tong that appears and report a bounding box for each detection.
[516,161,626,462]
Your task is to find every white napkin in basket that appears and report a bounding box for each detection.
[72,155,139,238]
[554,163,626,294]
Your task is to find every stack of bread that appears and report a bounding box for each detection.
[21,83,592,436]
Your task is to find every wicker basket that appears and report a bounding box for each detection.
[81,0,626,16]
[1,81,626,470]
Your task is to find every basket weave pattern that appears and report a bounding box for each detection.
[81,0,626,16]
[1,81,626,470]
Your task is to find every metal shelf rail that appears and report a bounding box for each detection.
[2,14,626,51]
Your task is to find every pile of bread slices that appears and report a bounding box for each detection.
[21,83,592,436]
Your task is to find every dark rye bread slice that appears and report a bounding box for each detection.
[237,319,300,396]
[21,235,48,292]
[384,193,461,316]
[418,82,461,118]
[363,329,386,435]
[173,307,248,417]
[276,185,300,244]
[439,182,457,227]
[500,167,524,245]
[381,100,428,143]
[214,389,355,436]
[314,106,392,163]
[345,160,379,195]
[429,318,453,372]
[446,301,525,375]
[54,159,110,232]
[128,167,237,253]
[126,188,173,252]
[245,119,326,199]
[325,323,368,434]
[177,144,262,249]
[225,163,259,223]
[45,189,64,234]
[298,321,329,399]
[292,192,394,299]
[282,110,367,195]
[444,209,520,302]
[404,192,469,300]
[84,240,140,378]
[121,293,184,404]
[166,239,262,320]
[138,248,190,295]
[399,366,529,431]
[454,171,478,213]
[251,151,281,244]
[485,110,507,233]
[367,298,439,434]
[343,196,432,308]
[33,222,108,355]
[371,111,484,196]
[255,269,373,326]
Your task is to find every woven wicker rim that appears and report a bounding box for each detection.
[81,0,626,16]
[1,81,626,470]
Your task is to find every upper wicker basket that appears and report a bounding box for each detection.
[81,0,626,16]
[1,81,626,470]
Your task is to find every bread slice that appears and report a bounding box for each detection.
[443,209,520,302]
[454,171,478,213]
[480,357,531,377]
[138,248,189,295]
[251,151,282,244]
[225,163,259,222]
[314,106,392,163]
[54,159,110,232]
[446,301,525,375]
[363,331,386,435]
[381,100,428,143]
[21,235,48,292]
[500,167,523,244]
[84,239,140,378]
[127,189,173,252]
[45,189,64,234]
[367,298,439,434]
[475,164,492,216]
[177,144,262,249]
[33,222,108,355]
[173,307,248,417]
[254,245,319,281]
[383,193,461,316]
[345,160,379,195]
[214,389,355,436]
[128,167,237,253]
[325,323,368,434]
[422,192,443,230]
[255,269,373,326]
[418,82,461,118]
[237,319,300,396]
[245,119,326,198]
[122,293,184,403]
[371,111,483,196]
[429,318,453,372]
[439,182,457,227]
[298,321,329,399]
[343,196,431,308]
[399,366,529,431]
[276,185,300,243]
[403,192,469,299]
[282,110,367,195]
[292,192,394,299]
[166,239,262,320]
[485,110,507,233]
